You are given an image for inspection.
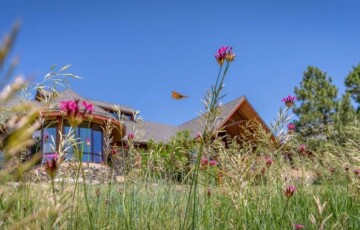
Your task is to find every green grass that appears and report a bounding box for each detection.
[1,179,360,229]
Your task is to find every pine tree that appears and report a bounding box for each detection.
[331,92,357,144]
[345,63,360,112]
[335,92,356,127]
[293,66,338,138]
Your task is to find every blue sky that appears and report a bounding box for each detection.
[1,0,360,126]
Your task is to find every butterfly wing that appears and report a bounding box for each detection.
[172,91,187,100]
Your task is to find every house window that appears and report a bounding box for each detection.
[64,123,103,163]
[42,126,57,164]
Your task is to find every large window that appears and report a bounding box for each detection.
[63,123,103,163]
[42,126,58,164]
[40,122,104,164]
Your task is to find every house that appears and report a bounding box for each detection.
[24,88,273,164]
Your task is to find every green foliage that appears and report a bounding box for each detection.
[294,66,338,139]
[140,131,196,181]
[345,63,360,110]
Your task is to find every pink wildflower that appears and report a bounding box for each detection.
[82,101,93,114]
[45,158,58,180]
[43,132,49,143]
[282,95,296,107]
[127,133,135,140]
[284,185,296,197]
[294,224,305,229]
[201,157,209,166]
[299,144,306,154]
[111,148,117,155]
[60,100,93,127]
[209,160,217,167]
[215,46,235,65]
[85,137,91,146]
[287,123,296,131]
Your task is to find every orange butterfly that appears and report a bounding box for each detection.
[172,91,188,100]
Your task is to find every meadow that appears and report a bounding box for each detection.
[1,26,360,229]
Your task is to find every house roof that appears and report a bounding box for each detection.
[178,96,245,136]
[35,89,272,143]
[36,89,115,119]
[123,119,179,143]
[87,98,135,114]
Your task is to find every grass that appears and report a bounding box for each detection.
[1,176,360,229]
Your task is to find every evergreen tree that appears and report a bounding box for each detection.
[345,63,360,112]
[335,92,356,127]
[293,66,338,138]
[332,92,357,144]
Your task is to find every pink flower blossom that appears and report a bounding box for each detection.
[82,101,93,114]
[127,133,135,140]
[209,160,217,166]
[215,46,235,65]
[111,148,117,155]
[60,100,93,127]
[85,137,91,146]
[299,144,306,153]
[287,123,296,131]
[43,132,49,142]
[282,95,296,107]
[45,158,58,180]
[201,157,209,165]
[284,185,296,197]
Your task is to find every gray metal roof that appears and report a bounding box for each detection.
[87,99,135,114]
[123,119,179,143]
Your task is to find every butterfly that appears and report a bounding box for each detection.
[172,91,188,100]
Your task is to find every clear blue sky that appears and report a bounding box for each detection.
[1,0,360,126]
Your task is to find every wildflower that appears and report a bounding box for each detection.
[45,158,58,180]
[298,144,306,154]
[287,123,296,131]
[127,133,135,140]
[265,156,273,167]
[43,132,49,143]
[353,169,360,179]
[294,224,305,229]
[209,160,217,166]
[85,137,91,146]
[195,132,202,142]
[111,148,117,155]
[82,101,93,114]
[60,100,93,127]
[215,46,235,65]
[201,157,209,166]
[284,185,296,197]
[282,95,296,107]
[225,47,236,62]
